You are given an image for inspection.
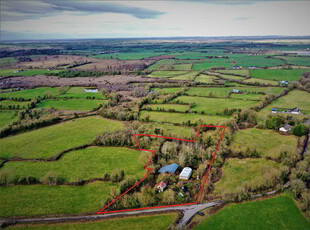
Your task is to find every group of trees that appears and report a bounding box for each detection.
[47,70,122,78]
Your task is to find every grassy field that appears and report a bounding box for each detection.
[259,90,310,117]
[228,54,286,67]
[144,104,190,112]
[0,181,117,217]
[0,116,124,159]
[152,87,185,95]
[37,99,107,111]
[250,69,308,81]
[141,122,195,138]
[274,56,310,66]
[243,78,279,86]
[195,193,310,230]
[231,128,297,159]
[213,158,280,195]
[173,96,260,114]
[170,71,199,81]
[0,110,19,129]
[148,70,188,78]
[0,87,64,100]
[2,147,145,182]
[93,52,166,60]
[8,213,179,230]
[0,69,60,77]
[57,87,105,99]
[148,59,176,71]
[172,63,192,71]
[217,69,250,76]
[219,74,246,81]
[0,100,30,109]
[140,111,228,125]
[192,61,233,70]
[0,57,17,67]
[195,74,219,84]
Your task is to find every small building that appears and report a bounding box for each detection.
[158,163,180,174]
[248,66,257,70]
[279,125,293,133]
[156,181,167,192]
[232,89,241,93]
[292,108,300,115]
[179,167,192,180]
[280,81,289,86]
[272,108,277,113]
[232,66,242,70]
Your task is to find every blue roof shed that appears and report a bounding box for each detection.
[158,163,180,173]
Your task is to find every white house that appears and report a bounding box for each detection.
[291,108,301,115]
[179,167,192,180]
[279,125,292,133]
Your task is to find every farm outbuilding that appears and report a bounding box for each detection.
[158,163,180,174]
[179,167,192,180]
[279,125,292,133]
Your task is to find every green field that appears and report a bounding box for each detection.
[148,59,176,71]
[144,104,190,112]
[0,181,117,217]
[152,87,185,95]
[140,111,228,125]
[93,52,166,60]
[170,71,199,81]
[0,69,60,77]
[2,147,145,182]
[57,87,105,99]
[243,78,279,86]
[0,110,19,129]
[250,69,308,81]
[192,60,233,70]
[37,99,106,111]
[195,193,310,230]
[219,74,245,81]
[0,100,30,109]
[195,74,219,84]
[148,71,188,78]
[259,90,310,116]
[274,56,310,66]
[8,213,179,230]
[227,54,286,67]
[0,57,17,67]
[172,63,192,70]
[213,158,280,195]
[0,87,64,100]
[217,69,250,76]
[231,128,297,159]
[0,116,124,159]
[173,96,260,114]
[141,122,195,138]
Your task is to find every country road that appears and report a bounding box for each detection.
[0,201,222,229]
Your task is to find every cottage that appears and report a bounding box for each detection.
[272,108,277,113]
[158,163,180,174]
[291,108,300,115]
[156,181,167,192]
[248,66,257,70]
[179,167,192,180]
[279,125,293,133]
[232,66,242,70]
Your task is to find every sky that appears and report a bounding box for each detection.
[1,0,310,40]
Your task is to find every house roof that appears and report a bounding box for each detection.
[157,181,167,188]
[180,167,192,177]
[158,163,180,173]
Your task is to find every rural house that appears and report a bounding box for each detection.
[156,181,167,192]
[179,167,192,180]
[272,108,277,113]
[232,89,241,93]
[279,125,293,133]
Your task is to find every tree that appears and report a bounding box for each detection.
[292,124,309,137]
[265,116,284,130]
[290,179,306,198]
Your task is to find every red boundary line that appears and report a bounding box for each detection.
[97,125,227,214]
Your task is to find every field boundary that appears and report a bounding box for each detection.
[96,126,227,214]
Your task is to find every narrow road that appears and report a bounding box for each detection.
[0,202,222,229]
[303,119,310,155]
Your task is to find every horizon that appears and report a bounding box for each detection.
[1,0,310,41]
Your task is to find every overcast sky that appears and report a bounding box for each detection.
[1,0,309,40]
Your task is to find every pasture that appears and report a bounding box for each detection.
[0,69,60,77]
[144,104,190,112]
[0,111,19,129]
[170,71,199,81]
[217,69,249,76]
[152,87,185,95]
[0,100,30,110]
[140,111,228,125]
[195,74,219,84]
[274,56,310,66]
[147,59,176,71]
[173,96,260,114]
[192,60,233,70]
[8,213,179,230]
[0,181,117,217]
[57,87,105,99]
[0,87,64,100]
[147,70,188,78]
[2,147,145,182]
[243,78,279,86]
[172,63,192,71]
[230,128,297,159]
[93,52,166,60]
[141,122,195,138]
[213,158,280,195]
[0,116,124,159]
[218,74,245,81]
[37,99,106,111]
[195,193,310,230]
[250,69,308,81]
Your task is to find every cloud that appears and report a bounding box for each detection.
[234,17,252,20]
[1,0,165,21]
